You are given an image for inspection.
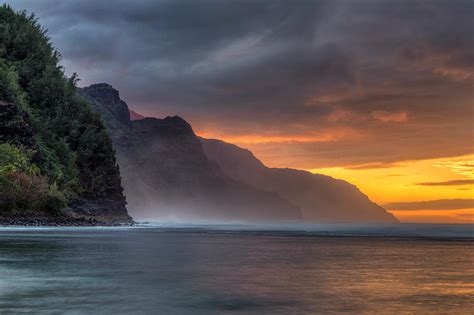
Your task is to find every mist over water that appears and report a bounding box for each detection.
[0,224,472,314]
[134,221,474,238]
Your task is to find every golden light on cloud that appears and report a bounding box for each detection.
[197,128,361,145]
[433,159,474,178]
[325,109,363,122]
[371,110,408,123]
[322,108,409,124]
[197,134,337,144]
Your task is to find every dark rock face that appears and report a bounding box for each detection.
[200,138,399,223]
[82,84,131,126]
[82,83,302,222]
[64,198,132,223]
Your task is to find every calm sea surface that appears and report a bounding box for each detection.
[0,223,473,314]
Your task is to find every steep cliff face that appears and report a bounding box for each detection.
[82,84,302,222]
[200,138,399,223]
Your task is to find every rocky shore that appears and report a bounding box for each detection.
[0,215,135,227]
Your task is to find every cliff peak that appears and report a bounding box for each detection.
[81,84,131,126]
[83,83,120,103]
[163,115,193,129]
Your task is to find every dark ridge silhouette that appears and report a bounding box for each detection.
[81,83,302,222]
[129,110,146,121]
[200,138,398,223]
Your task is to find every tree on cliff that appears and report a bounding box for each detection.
[0,5,125,215]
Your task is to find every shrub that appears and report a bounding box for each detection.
[0,171,66,215]
[0,144,66,215]
[0,143,38,175]
[44,183,67,213]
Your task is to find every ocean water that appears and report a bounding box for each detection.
[0,223,472,314]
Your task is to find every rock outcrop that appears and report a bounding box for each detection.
[82,83,132,126]
[64,197,132,224]
[200,138,399,223]
[81,84,302,222]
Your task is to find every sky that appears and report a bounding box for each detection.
[7,0,474,223]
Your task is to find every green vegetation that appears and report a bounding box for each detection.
[0,143,38,175]
[0,143,65,214]
[0,5,123,215]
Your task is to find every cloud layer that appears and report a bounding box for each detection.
[416,179,474,186]
[8,0,474,168]
[384,199,474,211]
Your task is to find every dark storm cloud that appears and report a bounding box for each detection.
[6,0,350,109]
[6,0,474,167]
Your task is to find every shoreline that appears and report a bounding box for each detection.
[0,222,471,239]
[0,216,135,227]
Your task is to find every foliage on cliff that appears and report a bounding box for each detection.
[0,5,124,214]
[0,143,66,214]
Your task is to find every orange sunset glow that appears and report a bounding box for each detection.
[195,127,474,223]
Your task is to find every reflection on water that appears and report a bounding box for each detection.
[0,225,473,314]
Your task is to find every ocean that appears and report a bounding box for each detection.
[0,223,473,314]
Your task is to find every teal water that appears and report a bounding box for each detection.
[0,224,473,314]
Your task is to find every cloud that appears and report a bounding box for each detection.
[415,179,474,186]
[371,111,408,123]
[344,163,403,170]
[6,0,474,168]
[433,160,474,178]
[454,213,474,221]
[383,199,474,211]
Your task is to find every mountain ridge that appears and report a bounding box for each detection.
[200,138,398,223]
[81,83,302,222]
[83,82,396,223]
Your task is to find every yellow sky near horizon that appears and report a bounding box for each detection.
[308,154,474,224]
[197,124,474,224]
